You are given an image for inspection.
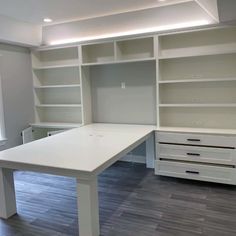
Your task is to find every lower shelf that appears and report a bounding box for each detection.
[31,122,82,129]
[155,160,236,185]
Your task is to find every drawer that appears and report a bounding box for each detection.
[155,160,236,185]
[156,132,236,147]
[157,144,236,165]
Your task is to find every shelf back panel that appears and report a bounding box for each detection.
[91,61,156,125]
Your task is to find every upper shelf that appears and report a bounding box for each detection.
[32,46,79,69]
[159,43,236,59]
[158,77,236,84]
[34,84,81,89]
[159,27,236,59]
[81,37,155,66]
[33,63,79,70]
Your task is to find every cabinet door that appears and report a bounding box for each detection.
[22,127,34,144]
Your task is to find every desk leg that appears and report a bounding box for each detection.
[77,177,100,236]
[146,133,155,168]
[0,168,17,219]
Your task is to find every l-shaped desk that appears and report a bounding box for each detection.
[0,123,156,236]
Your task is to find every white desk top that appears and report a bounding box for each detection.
[0,123,154,178]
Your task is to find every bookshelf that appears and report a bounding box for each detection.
[158,27,236,130]
[31,46,83,131]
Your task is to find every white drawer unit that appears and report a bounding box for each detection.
[157,144,236,166]
[155,131,236,185]
[155,160,236,185]
[156,132,236,147]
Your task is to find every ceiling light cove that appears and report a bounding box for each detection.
[44,18,52,23]
[49,20,210,46]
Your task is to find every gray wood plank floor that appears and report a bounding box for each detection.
[1,161,236,236]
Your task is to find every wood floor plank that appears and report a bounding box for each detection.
[0,162,236,236]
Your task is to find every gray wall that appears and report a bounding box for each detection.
[0,43,34,151]
[91,61,156,160]
[91,61,156,125]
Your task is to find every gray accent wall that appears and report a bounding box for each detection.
[91,61,156,125]
[91,61,156,160]
[0,43,34,150]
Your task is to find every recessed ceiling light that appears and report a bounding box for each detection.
[158,0,166,2]
[44,18,52,23]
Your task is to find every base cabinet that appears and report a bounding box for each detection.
[155,131,236,185]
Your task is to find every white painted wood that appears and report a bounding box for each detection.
[80,66,92,125]
[159,27,236,59]
[33,67,80,86]
[0,168,17,219]
[30,122,82,129]
[0,69,6,140]
[157,126,236,135]
[22,127,33,144]
[35,104,82,108]
[159,104,236,107]
[81,57,155,66]
[31,47,79,68]
[115,37,154,61]
[157,143,236,165]
[159,77,236,84]
[35,106,82,124]
[82,42,115,64]
[32,64,79,70]
[0,124,154,177]
[155,160,236,185]
[77,177,100,236]
[34,84,81,89]
[146,132,155,168]
[31,46,83,136]
[0,123,154,236]
[156,131,236,147]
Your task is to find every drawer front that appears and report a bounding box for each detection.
[156,132,236,147]
[157,144,236,165]
[155,160,236,185]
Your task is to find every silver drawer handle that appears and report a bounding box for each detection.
[186,152,200,156]
[187,138,201,142]
[186,170,199,175]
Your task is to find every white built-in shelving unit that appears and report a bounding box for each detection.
[157,27,236,130]
[30,26,236,134]
[31,46,84,130]
[28,26,236,184]
[81,37,155,66]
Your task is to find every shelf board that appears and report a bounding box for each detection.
[33,63,79,70]
[159,43,236,60]
[81,57,155,66]
[159,104,236,108]
[34,84,81,89]
[35,104,82,108]
[30,122,82,129]
[159,78,236,84]
[157,126,236,135]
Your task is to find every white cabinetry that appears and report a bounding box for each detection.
[155,131,236,184]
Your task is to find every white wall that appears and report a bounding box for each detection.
[0,43,34,151]
[0,15,41,47]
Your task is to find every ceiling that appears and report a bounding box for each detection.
[0,0,192,25]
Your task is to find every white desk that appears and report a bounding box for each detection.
[0,123,155,236]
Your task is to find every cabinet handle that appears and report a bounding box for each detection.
[187,138,201,142]
[186,170,199,175]
[186,152,200,156]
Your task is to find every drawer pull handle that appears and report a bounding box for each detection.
[187,138,201,142]
[187,152,200,156]
[186,170,199,175]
